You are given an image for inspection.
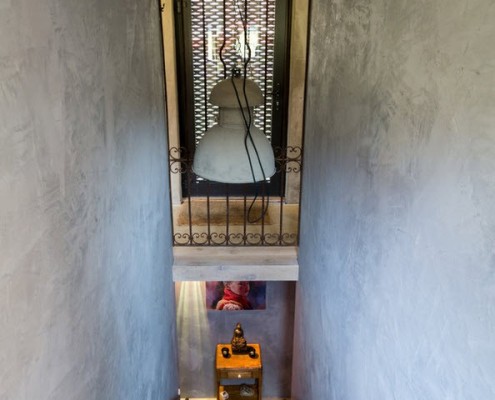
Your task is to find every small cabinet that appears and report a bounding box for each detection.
[215,344,262,400]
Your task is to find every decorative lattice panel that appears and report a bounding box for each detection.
[190,0,276,145]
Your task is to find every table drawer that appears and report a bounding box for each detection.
[225,370,254,379]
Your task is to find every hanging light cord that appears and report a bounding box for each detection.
[229,0,270,224]
[219,0,227,78]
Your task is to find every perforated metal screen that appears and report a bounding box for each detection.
[190,0,276,145]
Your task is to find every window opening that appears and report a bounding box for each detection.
[175,0,291,196]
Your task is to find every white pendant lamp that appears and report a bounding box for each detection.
[192,77,276,184]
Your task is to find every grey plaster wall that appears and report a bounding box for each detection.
[176,281,295,398]
[293,0,495,399]
[0,0,179,399]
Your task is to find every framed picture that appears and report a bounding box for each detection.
[206,281,266,311]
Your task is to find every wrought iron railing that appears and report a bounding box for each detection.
[169,146,302,246]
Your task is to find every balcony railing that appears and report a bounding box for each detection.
[169,146,302,246]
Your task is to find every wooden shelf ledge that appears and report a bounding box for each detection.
[172,246,299,281]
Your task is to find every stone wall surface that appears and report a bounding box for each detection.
[293,0,495,399]
[0,0,179,399]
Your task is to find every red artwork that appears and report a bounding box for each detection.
[206,281,267,311]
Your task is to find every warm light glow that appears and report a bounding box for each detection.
[176,282,211,369]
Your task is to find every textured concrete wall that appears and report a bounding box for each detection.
[293,0,495,399]
[0,0,179,399]
[176,282,295,398]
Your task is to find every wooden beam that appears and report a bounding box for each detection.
[172,247,299,281]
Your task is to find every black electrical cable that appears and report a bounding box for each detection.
[229,0,270,224]
[230,77,270,224]
[219,0,227,78]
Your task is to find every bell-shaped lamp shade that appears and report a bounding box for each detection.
[193,78,276,184]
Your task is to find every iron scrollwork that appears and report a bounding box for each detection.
[169,146,302,247]
[274,146,302,174]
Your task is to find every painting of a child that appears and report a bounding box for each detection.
[206,281,266,310]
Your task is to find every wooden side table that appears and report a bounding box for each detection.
[215,343,262,400]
